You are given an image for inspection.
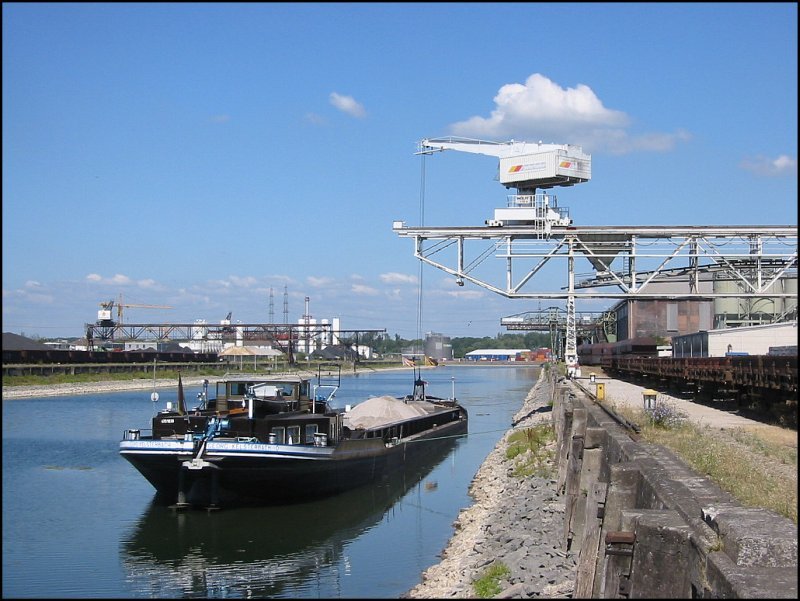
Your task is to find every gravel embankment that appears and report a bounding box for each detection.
[1,370,337,400]
[1,367,408,401]
[1,376,219,400]
[404,371,576,599]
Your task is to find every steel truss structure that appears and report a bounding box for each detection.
[85,322,385,361]
[501,307,617,358]
[87,322,333,343]
[393,222,798,373]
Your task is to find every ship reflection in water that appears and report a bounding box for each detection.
[120,433,463,598]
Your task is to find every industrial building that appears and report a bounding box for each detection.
[671,321,798,358]
[464,349,531,362]
[605,276,797,343]
[571,272,797,365]
[424,332,454,362]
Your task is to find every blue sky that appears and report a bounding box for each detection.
[3,2,797,340]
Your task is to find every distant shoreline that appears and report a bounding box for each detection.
[0,365,421,400]
[1,362,542,400]
[1,375,223,400]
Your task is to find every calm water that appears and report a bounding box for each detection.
[2,365,540,598]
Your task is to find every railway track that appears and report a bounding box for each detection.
[581,354,798,428]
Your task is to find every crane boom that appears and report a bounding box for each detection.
[417,137,521,158]
[418,136,574,159]
[97,296,173,326]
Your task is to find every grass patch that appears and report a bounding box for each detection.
[727,427,797,466]
[506,423,556,478]
[610,400,797,524]
[472,562,510,598]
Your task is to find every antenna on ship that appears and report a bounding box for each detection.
[150,358,159,410]
[177,372,187,416]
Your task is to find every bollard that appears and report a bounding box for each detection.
[643,389,657,410]
[595,382,605,401]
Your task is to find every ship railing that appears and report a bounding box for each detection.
[312,383,339,414]
[122,428,153,441]
[506,192,557,209]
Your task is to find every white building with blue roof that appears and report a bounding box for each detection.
[464,349,530,361]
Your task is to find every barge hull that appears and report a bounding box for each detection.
[121,418,467,506]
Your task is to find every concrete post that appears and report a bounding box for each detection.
[572,446,604,553]
[575,481,609,597]
[563,407,587,550]
[628,510,694,598]
[556,391,575,494]
[597,463,642,598]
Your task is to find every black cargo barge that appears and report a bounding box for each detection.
[119,368,468,509]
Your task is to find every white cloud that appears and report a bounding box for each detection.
[228,275,258,288]
[86,273,133,285]
[261,274,298,286]
[602,128,693,155]
[448,73,688,155]
[20,291,55,304]
[87,272,150,287]
[305,112,327,125]
[442,289,484,299]
[740,154,798,177]
[330,92,366,118]
[379,272,418,285]
[210,114,230,123]
[5,282,54,305]
[111,274,132,285]
[308,276,335,288]
[351,283,379,296]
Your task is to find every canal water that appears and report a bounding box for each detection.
[2,364,540,598]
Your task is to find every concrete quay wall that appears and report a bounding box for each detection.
[552,375,797,598]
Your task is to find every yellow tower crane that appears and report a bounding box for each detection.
[98,294,173,325]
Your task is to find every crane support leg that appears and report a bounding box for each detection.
[565,241,578,378]
[565,294,578,377]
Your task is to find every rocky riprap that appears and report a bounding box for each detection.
[404,372,576,598]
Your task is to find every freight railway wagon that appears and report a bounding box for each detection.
[578,338,661,367]
[605,354,798,424]
[2,348,218,365]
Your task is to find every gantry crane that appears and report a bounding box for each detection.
[415,136,592,376]
[97,295,173,326]
[417,137,590,233]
